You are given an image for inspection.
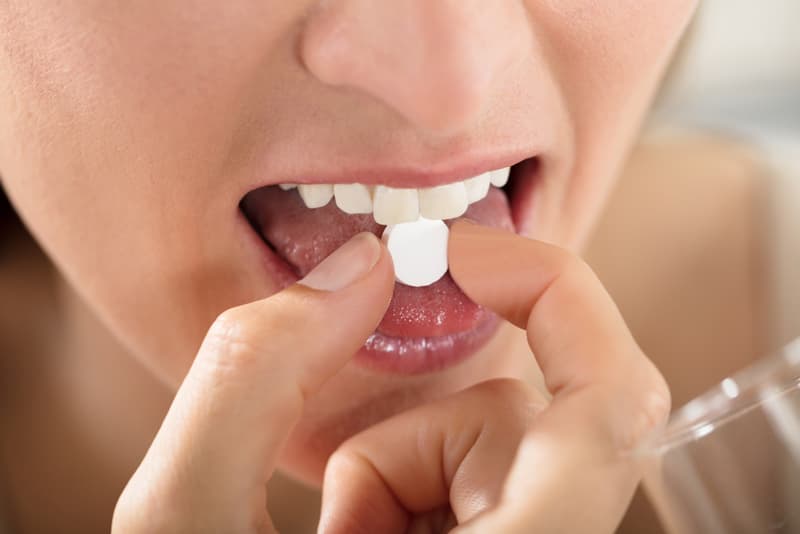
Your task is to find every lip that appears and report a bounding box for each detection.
[358,313,501,374]
[238,147,535,193]
[239,155,541,374]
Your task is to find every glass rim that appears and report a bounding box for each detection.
[641,337,800,455]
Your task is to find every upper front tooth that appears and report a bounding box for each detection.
[490,167,510,188]
[298,184,333,208]
[419,182,468,220]
[279,183,297,191]
[464,173,491,204]
[334,184,373,214]
[373,186,419,225]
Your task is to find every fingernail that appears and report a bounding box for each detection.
[298,233,382,291]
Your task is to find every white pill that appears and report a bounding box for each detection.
[382,217,449,288]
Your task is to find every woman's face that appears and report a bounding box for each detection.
[0,1,696,483]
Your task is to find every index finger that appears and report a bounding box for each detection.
[448,221,670,533]
[114,234,395,532]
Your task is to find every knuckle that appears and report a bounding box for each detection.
[640,361,672,423]
[563,254,601,287]
[113,483,174,533]
[326,445,361,474]
[617,366,672,453]
[202,306,267,376]
[196,293,319,399]
[324,446,376,493]
[112,493,140,532]
[548,245,593,277]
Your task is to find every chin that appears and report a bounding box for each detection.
[272,321,529,486]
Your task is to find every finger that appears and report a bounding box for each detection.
[318,379,545,534]
[114,233,394,533]
[448,222,670,534]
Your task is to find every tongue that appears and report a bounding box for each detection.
[242,187,514,338]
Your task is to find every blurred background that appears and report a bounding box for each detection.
[656,0,800,136]
[585,0,800,397]
[583,2,800,531]
[655,0,800,351]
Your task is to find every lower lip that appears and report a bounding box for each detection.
[358,310,501,375]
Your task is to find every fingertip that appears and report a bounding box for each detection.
[448,220,488,289]
[299,232,383,292]
[349,231,397,304]
[448,221,518,275]
[367,235,397,304]
[448,221,529,325]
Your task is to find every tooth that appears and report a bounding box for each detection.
[464,173,491,204]
[298,184,333,208]
[279,184,297,191]
[372,186,419,225]
[490,167,510,188]
[334,184,373,214]
[419,182,468,220]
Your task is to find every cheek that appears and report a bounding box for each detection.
[545,0,698,116]
[0,2,295,382]
[530,0,698,247]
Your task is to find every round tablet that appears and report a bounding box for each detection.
[382,217,449,288]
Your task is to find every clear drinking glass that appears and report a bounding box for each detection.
[641,337,800,534]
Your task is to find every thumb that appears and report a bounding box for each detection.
[113,232,394,533]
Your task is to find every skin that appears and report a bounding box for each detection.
[0,1,699,531]
[113,226,670,532]
[0,135,771,534]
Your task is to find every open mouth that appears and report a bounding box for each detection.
[240,156,540,374]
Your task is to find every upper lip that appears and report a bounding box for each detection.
[241,148,535,195]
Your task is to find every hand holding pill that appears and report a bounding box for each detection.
[318,222,672,534]
[114,225,669,534]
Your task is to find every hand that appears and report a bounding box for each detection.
[112,232,395,533]
[317,221,671,534]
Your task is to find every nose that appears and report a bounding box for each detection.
[301,0,533,134]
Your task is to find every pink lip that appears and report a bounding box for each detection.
[236,147,535,195]
[357,313,501,374]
